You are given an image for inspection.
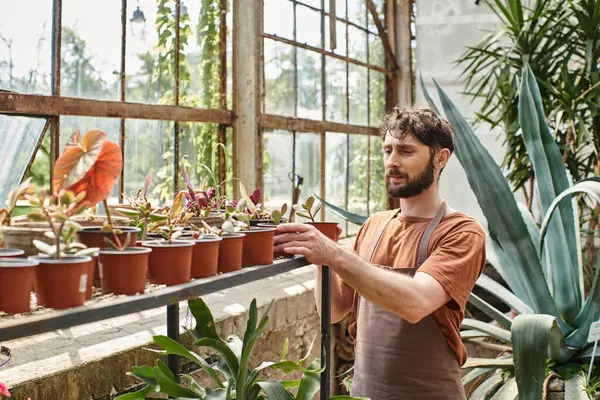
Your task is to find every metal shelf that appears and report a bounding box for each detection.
[0,256,311,342]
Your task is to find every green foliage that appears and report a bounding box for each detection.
[118,298,369,400]
[421,66,600,398]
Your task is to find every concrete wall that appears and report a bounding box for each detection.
[415,0,510,226]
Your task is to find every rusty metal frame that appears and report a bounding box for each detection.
[49,0,62,189]
[0,93,233,124]
[218,0,228,197]
[261,114,377,136]
[119,0,127,202]
[173,0,181,193]
[367,0,398,71]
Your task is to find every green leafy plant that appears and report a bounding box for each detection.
[270,204,288,225]
[420,65,600,399]
[116,172,169,241]
[27,189,90,259]
[292,196,321,222]
[202,204,250,236]
[0,178,33,226]
[116,298,369,400]
[145,192,187,244]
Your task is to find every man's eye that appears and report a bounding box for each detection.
[383,149,392,155]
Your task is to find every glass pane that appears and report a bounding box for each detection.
[348,134,368,235]
[264,39,295,116]
[179,0,221,108]
[369,135,386,212]
[126,0,176,105]
[325,132,348,235]
[178,122,219,191]
[264,0,294,40]
[325,57,346,123]
[336,0,347,18]
[296,5,322,48]
[0,115,47,205]
[347,0,367,28]
[60,116,121,203]
[263,130,293,213]
[369,70,386,126]
[297,49,322,120]
[125,119,171,205]
[325,18,347,57]
[295,132,321,207]
[367,0,385,33]
[348,25,367,63]
[61,0,121,100]
[348,64,368,125]
[368,32,385,67]
[0,1,52,94]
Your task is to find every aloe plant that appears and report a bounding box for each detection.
[117,298,369,400]
[417,64,600,399]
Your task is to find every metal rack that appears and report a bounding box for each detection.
[0,256,332,400]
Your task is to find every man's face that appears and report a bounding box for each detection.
[383,133,436,198]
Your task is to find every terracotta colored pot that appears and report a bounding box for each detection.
[190,236,222,278]
[72,215,131,227]
[218,233,246,274]
[241,228,275,267]
[0,258,38,314]
[0,248,25,258]
[257,223,288,259]
[85,255,97,300]
[189,213,225,229]
[31,255,92,309]
[306,222,339,241]
[99,247,152,295]
[142,240,194,286]
[78,227,140,288]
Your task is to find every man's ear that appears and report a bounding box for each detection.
[435,148,451,169]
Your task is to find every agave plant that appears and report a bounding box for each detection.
[418,65,600,399]
[117,298,368,400]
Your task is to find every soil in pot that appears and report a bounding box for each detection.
[99,247,152,295]
[241,228,276,267]
[257,223,288,259]
[218,233,246,274]
[0,258,38,314]
[142,240,194,286]
[31,255,93,309]
[190,236,222,278]
[306,222,339,241]
[0,248,25,258]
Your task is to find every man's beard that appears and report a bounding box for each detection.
[385,157,435,198]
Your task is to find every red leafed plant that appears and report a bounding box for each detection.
[0,381,11,398]
[53,129,123,207]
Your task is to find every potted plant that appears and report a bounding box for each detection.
[0,179,54,256]
[98,227,152,296]
[293,196,339,240]
[257,203,289,259]
[180,157,225,228]
[26,189,94,309]
[117,298,368,400]
[0,257,39,314]
[34,222,100,300]
[201,205,247,274]
[141,192,195,286]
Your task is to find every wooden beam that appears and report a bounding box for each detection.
[366,0,399,72]
[261,114,378,136]
[0,93,233,124]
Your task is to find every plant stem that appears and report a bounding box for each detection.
[103,199,114,228]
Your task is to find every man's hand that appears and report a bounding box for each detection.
[274,223,339,265]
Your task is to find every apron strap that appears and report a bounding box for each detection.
[364,209,401,262]
[416,201,447,268]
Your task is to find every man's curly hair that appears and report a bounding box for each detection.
[379,107,455,154]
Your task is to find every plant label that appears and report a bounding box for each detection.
[588,321,600,343]
[79,274,88,294]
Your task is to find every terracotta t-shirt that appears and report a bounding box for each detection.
[340,209,486,366]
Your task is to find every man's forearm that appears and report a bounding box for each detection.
[314,266,353,323]
[328,247,428,323]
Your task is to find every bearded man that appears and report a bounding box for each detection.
[274,107,486,399]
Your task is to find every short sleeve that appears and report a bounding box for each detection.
[418,230,486,310]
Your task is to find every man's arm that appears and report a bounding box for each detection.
[328,248,450,323]
[313,267,354,324]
